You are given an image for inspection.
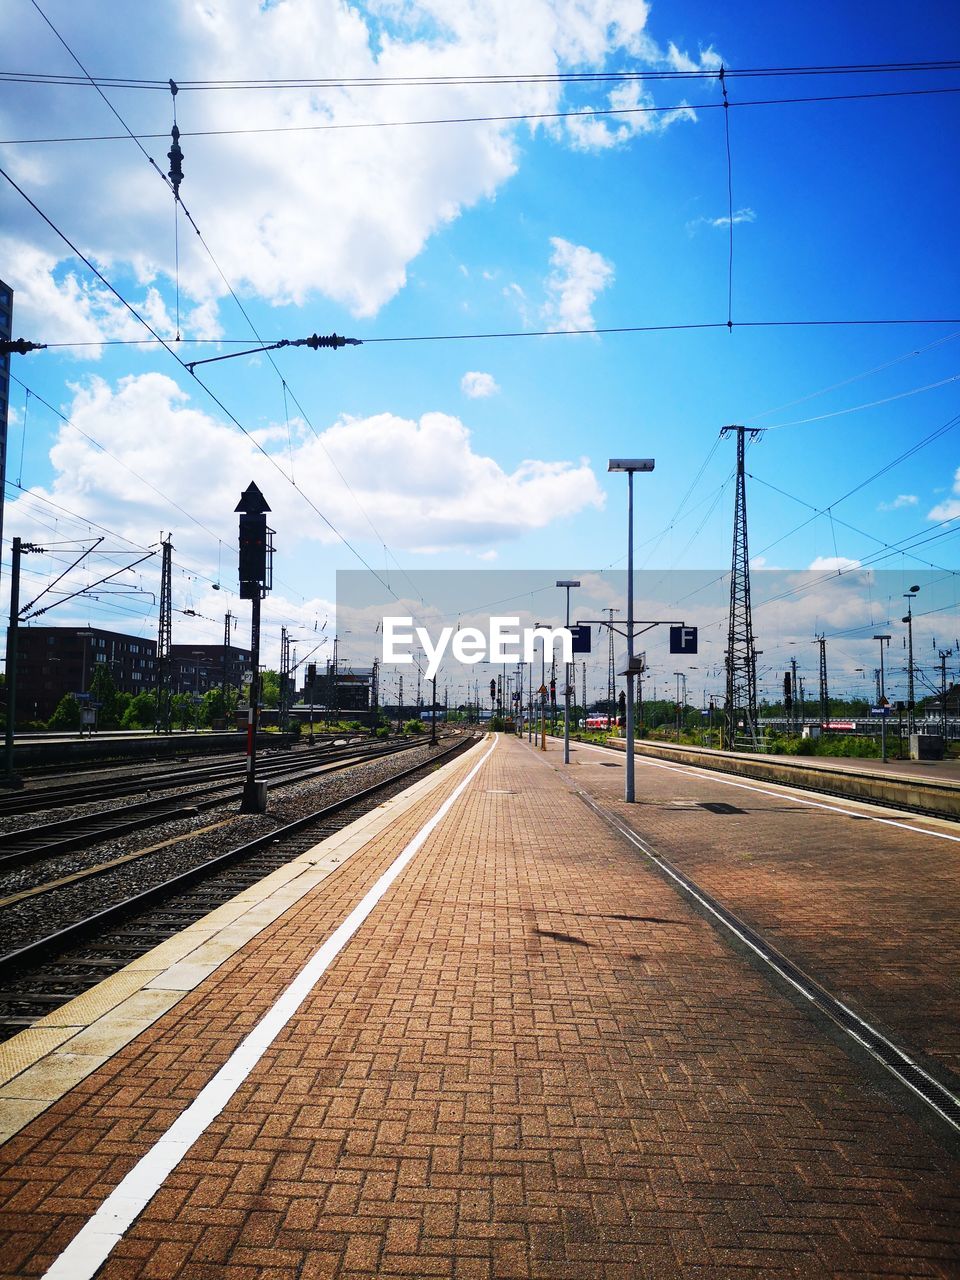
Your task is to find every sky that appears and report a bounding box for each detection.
[1,0,959,708]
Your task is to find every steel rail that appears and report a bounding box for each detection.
[0,735,476,982]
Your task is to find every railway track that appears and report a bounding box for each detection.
[0,733,477,1039]
[0,735,368,819]
[0,738,423,870]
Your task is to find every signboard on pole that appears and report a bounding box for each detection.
[669,625,698,655]
[570,624,591,654]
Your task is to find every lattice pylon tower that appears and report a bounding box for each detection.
[279,626,290,727]
[817,634,829,727]
[156,534,173,732]
[721,426,762,749]
[605,607,619,723]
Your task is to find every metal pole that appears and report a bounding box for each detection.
[430,674,437,744]
[907,599,916,736]
[625,470,636,802]
[241,590,261,811]
[878,637,888,762]
[4,537,22,782]
[563,585,571,764]
[674,671,682,742]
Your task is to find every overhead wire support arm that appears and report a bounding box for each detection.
[184,333,362,372]
[0,339,47,355]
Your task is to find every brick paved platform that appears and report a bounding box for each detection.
[1,733,959,1279]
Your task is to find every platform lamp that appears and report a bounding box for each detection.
[608,458,655,803]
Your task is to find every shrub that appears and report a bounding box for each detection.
[48,693,81,730]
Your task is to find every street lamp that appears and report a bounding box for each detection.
[873,634,891,762]
[608,458,656,803]
[901,586,920,735]
[674,671,684,742]
[556,580,580,765]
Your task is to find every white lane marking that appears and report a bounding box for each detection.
[44,736,498,1280]
[572,741,960,844]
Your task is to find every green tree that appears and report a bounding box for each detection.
[199,687,238,727]
[259,670,280,708]
[171,692,196,730]
[121,691,157,729]
[89,663,120,728]
[48,692,82,730]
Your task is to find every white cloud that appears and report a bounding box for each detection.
[542,237,614,331]
[928,470,960,522]
[461,371,500,398]
[877,494,918,512]
[0,236,185,357]
[565,80,697,151]
[686,207,756,235]
[5,374,605,568]
[807,556,863,572]
[0,0,716,331]
[665,41,723,73]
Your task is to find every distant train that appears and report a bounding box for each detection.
[582,714,622,731]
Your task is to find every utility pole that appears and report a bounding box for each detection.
[874,634,891,762]
[939,647,952,741]
[330,635,341,726]
[0,281,13,606]
[581,660,587,727]
[4,537,43,784]
[371,658,379,726]
[721,425,762,750]
[816,634,829,728]
[790,655,799,735]
[397,673,403,732]
[156,535,173,733]
[902,586,920,735]
[279,626,290,732]
[222,610,234,701]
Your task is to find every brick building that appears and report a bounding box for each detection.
[13,626,158,722]
[169,643,252,698]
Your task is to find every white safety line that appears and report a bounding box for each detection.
[572,741,960,844]
[43,736,498,1280]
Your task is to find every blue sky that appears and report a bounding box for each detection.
[1,0,959,700]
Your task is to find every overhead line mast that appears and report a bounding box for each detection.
[721,425,762,749]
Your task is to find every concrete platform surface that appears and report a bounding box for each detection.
[0,733,958,1279]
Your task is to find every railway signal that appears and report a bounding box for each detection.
[236,483,274,814]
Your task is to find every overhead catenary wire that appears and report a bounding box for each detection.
[719,66,735,330]
[26,0,425,613]
[3,58,959,90]
[9,373,223,543]
[4,86,960,147]
[749,328,960,421]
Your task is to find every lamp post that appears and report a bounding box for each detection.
[556,580,580,764]
[873,634,891,762]
[535,623,547,750]
[608,458,655,802]
[673,671,684,742]
[902,586,920,736]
